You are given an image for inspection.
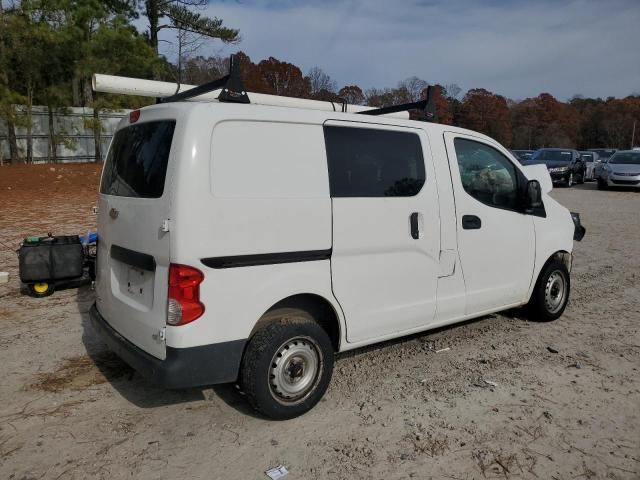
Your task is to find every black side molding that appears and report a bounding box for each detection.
[111,245,156,271]
[202,249,332,269]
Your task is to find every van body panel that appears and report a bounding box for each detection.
[443,131,536,313]
[427,130,467,322]
[169,260,341,348]
[325,121,441,343]
[164,109,340,348]
[527,197,574,297]
[96,108,187,360]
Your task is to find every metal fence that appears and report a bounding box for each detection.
[0,106,129,164]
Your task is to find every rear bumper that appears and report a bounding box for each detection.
[90,303,246,389]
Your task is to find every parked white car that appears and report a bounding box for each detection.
[579,151,600,181]
[90,75,585,419]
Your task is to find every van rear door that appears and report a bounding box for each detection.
[95,117,176,360]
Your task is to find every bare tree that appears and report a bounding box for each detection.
[398,76,429,102]
[307,67,337,96]
[444,83,462,99]
[174,27,209,85]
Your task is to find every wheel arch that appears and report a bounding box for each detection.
[527,249,572,302]
[249,293,342,351]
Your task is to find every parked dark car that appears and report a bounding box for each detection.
[523,148,585,187]
[511,149,534,162]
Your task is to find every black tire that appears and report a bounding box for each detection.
[27,282,55,298]
[565,172,573,188]
[527,260,570,322]
[239,309,334,420]
[597,178,607,190]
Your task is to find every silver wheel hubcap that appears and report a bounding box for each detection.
[544,270,567,314]
[269,337,321,404]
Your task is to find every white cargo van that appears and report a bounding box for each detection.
[90,63,585,419]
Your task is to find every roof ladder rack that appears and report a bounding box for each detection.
[358,85,439,122]
[158,54,250,104]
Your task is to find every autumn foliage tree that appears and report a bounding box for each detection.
[3,26,640,166]
[431,84,453,125]
[257,57,310,97]
[458,89,512,145]
[511,93,580,149]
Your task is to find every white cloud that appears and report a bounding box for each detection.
[184,0,640,99]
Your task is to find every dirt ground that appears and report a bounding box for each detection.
[0,164,638,480]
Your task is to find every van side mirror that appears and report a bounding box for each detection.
[525,179,542,211]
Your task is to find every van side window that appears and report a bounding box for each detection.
[324,126,425,197]
[453,138,519,210]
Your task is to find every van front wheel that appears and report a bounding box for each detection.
[528,260,570,321]
[240,312,334,419]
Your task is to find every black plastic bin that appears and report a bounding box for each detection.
[19,235,84,283]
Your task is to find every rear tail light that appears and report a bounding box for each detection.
[129,110,140,123]
[167,264,204,326]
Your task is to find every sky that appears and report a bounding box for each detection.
[167,0,640,100]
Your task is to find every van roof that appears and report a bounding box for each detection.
[131,100,494,145]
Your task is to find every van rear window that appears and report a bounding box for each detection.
[101,121,176,198]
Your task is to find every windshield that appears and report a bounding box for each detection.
[531,150,573,162]
[580,153,594,162]
[101,120,176,198]
[513,150,532,160]
[590,149,616,159]
[609,152,640,165]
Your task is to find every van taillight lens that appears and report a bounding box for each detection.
[167,264,204,326]
[129,110,140,123]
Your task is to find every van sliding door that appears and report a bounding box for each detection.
[324,121,441,344]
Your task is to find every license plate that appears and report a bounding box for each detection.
[126,266,148,297]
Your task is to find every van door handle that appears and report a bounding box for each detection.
[462,215,482,230]
[410,212,420,239]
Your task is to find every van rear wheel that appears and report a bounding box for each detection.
[239,311,334,419]
[528,260,570,321]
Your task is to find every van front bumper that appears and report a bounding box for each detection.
[90,303,246,389]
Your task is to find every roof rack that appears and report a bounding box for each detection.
[357,85,439,122]
[158,54,249,104]
[93,57,437,121]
